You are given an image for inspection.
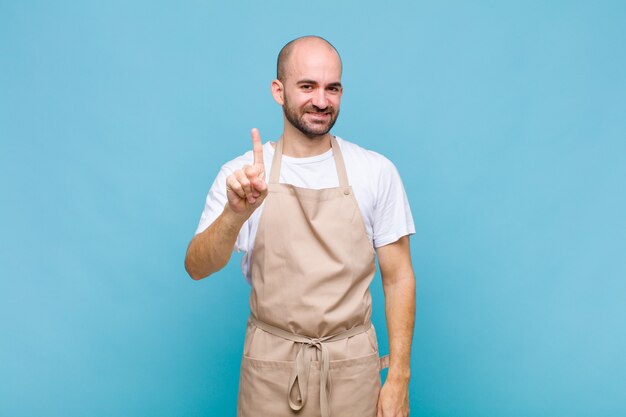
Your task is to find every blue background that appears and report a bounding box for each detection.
[1,1,625,416]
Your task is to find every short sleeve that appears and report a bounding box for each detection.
[194,165,250,253]
[371,157,415,247]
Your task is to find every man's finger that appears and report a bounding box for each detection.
[235,169,253,198]
[226,175,246,199]
[244,165,258,179]
[251,128,264,169]
[250,176,267,193]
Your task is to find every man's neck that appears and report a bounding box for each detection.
[280,122,332,158]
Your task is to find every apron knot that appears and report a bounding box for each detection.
[289,336,332,416]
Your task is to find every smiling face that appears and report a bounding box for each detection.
[273,38,343,138]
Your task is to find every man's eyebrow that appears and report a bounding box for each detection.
[296,79,319,85]
[296,79,342,88]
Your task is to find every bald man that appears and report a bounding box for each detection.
[185,36,415,417]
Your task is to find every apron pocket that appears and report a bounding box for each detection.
[238,352,382,417]
[238,356,300,417]
[328,352,381,417]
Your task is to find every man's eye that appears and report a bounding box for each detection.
[301,85,312,90]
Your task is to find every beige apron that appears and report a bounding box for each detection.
[237,137,388,417]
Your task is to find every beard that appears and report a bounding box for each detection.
[283,96,340,138]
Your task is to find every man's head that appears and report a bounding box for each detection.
[272,36,343,138]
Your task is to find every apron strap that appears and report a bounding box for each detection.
[269,137,284,184]
[330,136,349,188]
[268,136,350,188]
[249,316,374,417]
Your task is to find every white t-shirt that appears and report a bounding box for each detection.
[195,137,415,283]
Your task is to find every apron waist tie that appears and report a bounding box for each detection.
[249,316,372,417]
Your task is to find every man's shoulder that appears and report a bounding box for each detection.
[221,152,250,173]
[220,142,275,174]
[335,136,395,170]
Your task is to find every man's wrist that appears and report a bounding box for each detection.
[222,204,251,228]
[386,366,411,384]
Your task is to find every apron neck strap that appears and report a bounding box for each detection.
[330,136,350,188]
[269,138,284,184]
[269,136,349,187]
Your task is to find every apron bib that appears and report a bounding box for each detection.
[237,137,387,417]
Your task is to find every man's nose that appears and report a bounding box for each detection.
[311,89,329,109]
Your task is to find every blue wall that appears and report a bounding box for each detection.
[1,1,625,416]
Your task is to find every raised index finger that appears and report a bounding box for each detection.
[251,128,264,169]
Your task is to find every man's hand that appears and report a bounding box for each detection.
[226,128,268,218]
[377,378,409,417]
[184,128,268,280]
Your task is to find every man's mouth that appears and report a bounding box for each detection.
[306,112,331,119]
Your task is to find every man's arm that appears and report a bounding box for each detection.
[185,205,248,279]
[184,128,268,280]
[376,235,415,417]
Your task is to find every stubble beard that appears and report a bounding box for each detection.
[283,97,340,139]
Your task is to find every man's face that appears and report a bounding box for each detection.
[280,44,343,138]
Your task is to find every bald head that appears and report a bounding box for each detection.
[276,36,342,82]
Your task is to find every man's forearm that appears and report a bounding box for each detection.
[184,205,248,280]
[383,276,416,382]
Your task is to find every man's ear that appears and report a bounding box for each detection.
[271,79,284,105]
